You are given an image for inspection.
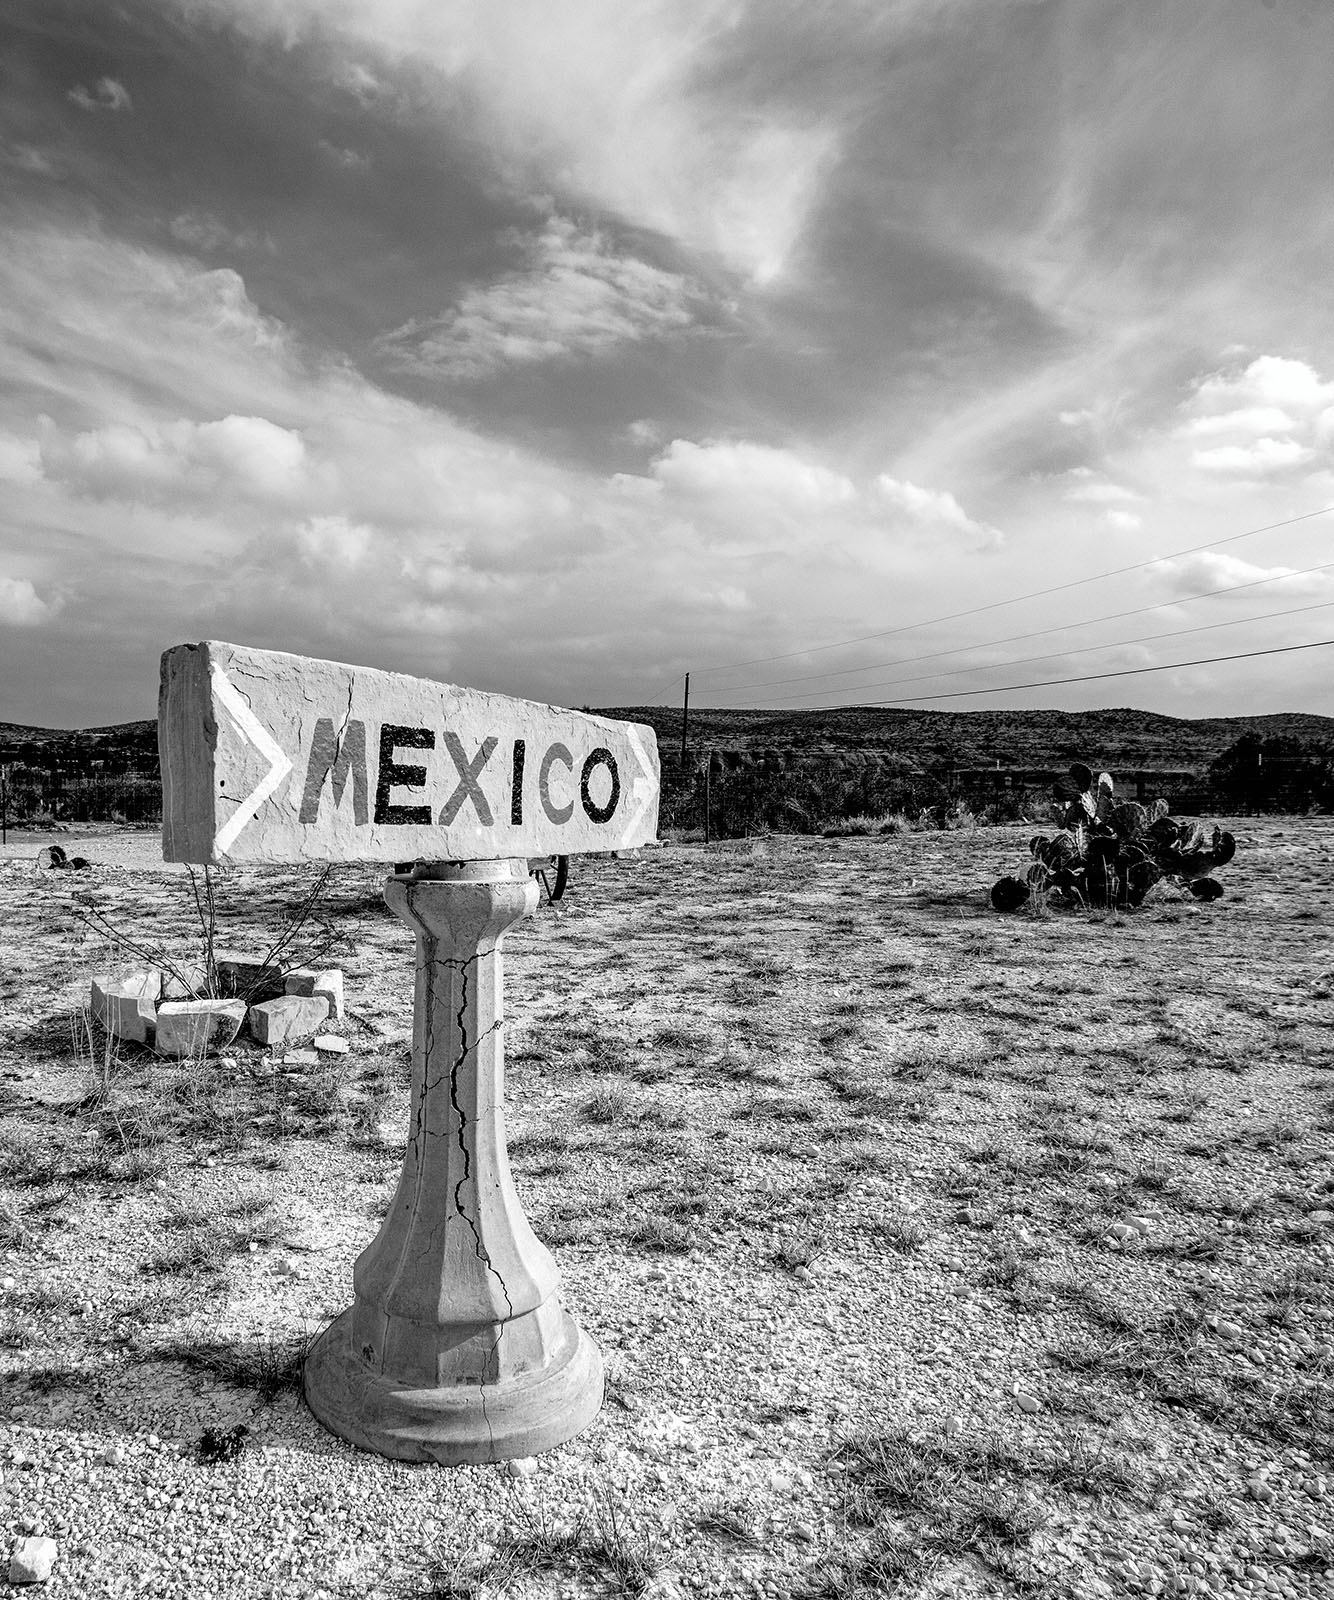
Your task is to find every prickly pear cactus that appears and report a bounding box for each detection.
[990,765,1236,913]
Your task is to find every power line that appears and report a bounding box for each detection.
[840,636,1334,708]
[697,558,1334,699]
[640,671,688,704]
[693,502,1334,676]
[700,596,1334,708]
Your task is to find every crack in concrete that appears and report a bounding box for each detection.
[447,945,512,1455]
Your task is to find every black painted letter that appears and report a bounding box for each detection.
[538,742,574,825]
[580,747,620,825]
[511,739,525,826]
[374,724,434,825]
[299,718,368,825]
[439,732,497,826]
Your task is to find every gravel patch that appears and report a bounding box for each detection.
[1,818,1331,1597]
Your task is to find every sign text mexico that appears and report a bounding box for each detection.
[159,641,660,864]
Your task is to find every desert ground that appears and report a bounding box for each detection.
[1,818,1331,1599]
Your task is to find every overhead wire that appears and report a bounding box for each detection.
[696,558,1334,700]
[842,636,1334,708]
[699,595,1334,708]
[691,502,1334,676]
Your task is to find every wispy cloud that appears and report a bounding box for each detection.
[68,77,132,114]
[192,0,850,281]
[169,212,273,255]
[378,216,705,378]
[0,576,59,628]
[1064,481,1141,506]
[317,139,370,170]
[1,140,59,177]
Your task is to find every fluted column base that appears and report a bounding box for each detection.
[303,859,603,1464]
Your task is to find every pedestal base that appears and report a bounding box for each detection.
[304,1305,604,1464]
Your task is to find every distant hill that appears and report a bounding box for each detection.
[598,705,1334,771]
[4,707,1333,773]
[2,706,1329,826]
[0,719,156,751]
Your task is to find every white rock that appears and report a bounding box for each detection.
[1013,1390,1042,1414]
[286,967,345,1019]
[90,974,159,1045]
[9,1535,57,1584]
[504,1456,538,1478]
[247,994,330,1046]
[155,998,246,1059]
[313,1035,349,1055]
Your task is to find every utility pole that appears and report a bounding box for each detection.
[679,673,690,764]
[0,765,7,847]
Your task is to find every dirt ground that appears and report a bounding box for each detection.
[0,818,1331,1599]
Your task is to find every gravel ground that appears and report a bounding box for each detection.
[1,820,1332,1598]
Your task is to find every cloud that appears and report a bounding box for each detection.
[68,78,133,114]
[1196,356,1334,411]
[0,577,58,627]
[0,433,43,486]
[875,475,1002,546]
[189,0,850,281]
[0,217,1021,717]
[378,216,703,378]
[170,212,273,255]
[1,141,59,177]
[317,140,371,170]
[655,440,856,508]
[1104,509,1141,533]
[1174,354,1334,482]
[626,418,663,447]
[1065,481,1140,505]
[42,415,308,503]
[1179,406,1296,438]
[296,514,372,565]
[1190,437,1313,476]
[1150,551,1332,600]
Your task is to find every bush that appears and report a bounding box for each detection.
[661,753,951,839]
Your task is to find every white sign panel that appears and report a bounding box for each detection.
[159,641,660,864]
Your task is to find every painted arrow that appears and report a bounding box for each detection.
[209,660,294,856]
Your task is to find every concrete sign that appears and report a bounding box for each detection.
[159,641,660,864]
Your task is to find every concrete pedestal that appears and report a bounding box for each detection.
[304,859,603,1463]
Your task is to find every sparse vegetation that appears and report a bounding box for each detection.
[2,813,1331,1598]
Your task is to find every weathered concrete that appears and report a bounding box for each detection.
[155,998,246,1059]
[90,972,161,1045]
[285,966,344,1019]
[159,640,659,865]
[248,994,330,1046]
[304,860,602,1463]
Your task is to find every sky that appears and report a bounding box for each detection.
[2,0,1333,728]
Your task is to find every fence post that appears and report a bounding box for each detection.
[703,752,712,845]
